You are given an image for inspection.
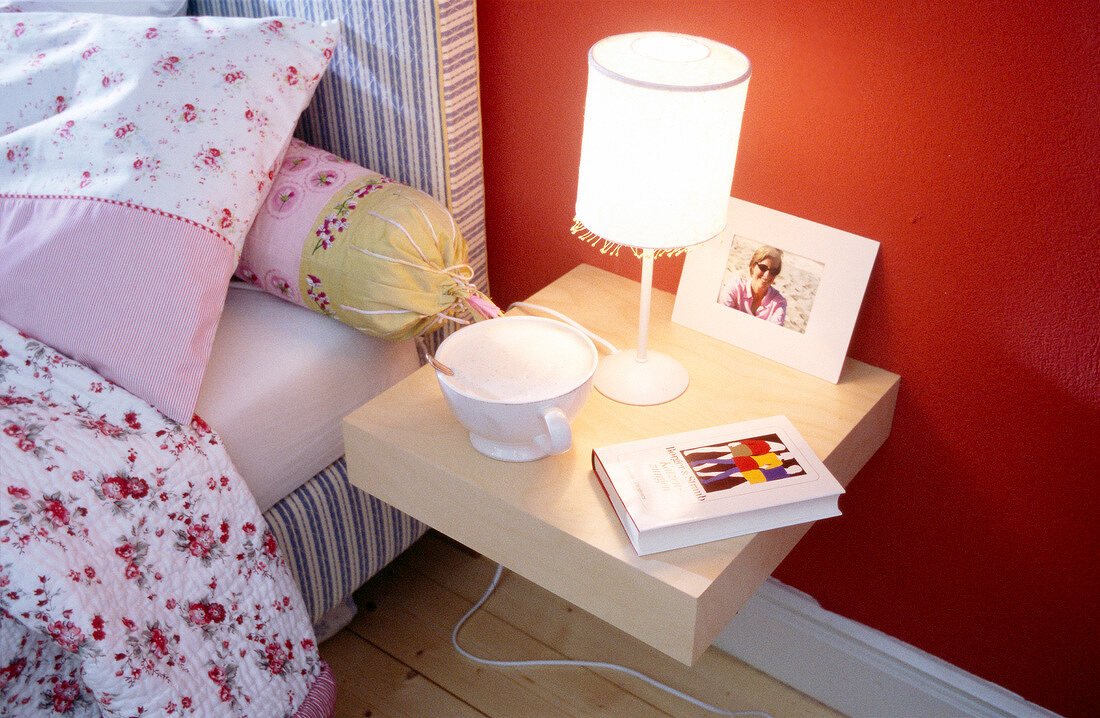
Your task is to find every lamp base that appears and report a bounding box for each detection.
[593,349,689,405]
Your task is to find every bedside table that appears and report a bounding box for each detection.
[343,264,899,665]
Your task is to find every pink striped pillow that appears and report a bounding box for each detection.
[0,13,336,422]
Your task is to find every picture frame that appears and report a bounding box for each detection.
[672,198,878,383]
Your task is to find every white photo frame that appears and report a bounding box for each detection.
[672,198,878,383]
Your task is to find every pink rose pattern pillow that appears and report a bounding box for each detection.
[236,139,489,341]
[0,13,337,422]
[237,138,374,307]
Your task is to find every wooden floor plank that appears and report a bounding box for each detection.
[349,557,670,717]
[323,532,844,717]
[400,533,843,718]
[320,629,484,718]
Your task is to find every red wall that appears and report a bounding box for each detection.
[476,1,1100,716]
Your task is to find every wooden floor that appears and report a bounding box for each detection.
[319,531,844,717]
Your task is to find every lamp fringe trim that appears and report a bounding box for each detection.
[570,219,688,258]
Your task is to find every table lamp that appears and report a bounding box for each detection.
[574,32,750,405]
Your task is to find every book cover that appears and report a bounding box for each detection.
[591,415,844,555]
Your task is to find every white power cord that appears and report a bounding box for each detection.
[507,301,619,355]
[451,563,774,718]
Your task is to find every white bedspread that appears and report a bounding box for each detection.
[0,321,329,716]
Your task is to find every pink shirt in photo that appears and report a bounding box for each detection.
[720,275,787,326]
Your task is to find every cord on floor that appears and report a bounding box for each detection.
[451,563,774,718]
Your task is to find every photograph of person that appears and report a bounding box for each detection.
[716,237,823,334]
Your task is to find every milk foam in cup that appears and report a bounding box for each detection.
[434,316,598,461]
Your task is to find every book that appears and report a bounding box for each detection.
[591,415,844,555]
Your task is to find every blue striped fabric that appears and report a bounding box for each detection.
[189,0,486,623]
[437,0,487,291]
[263,458,427,624]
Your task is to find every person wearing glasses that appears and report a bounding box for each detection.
[719,245,787,326]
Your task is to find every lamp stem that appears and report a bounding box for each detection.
[636,248,654,363]
[592,247,688,404]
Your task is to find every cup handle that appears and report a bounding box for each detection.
[535,407,572,456]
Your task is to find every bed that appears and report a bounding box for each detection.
[0,0,487,714]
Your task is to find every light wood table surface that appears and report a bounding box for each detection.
[344,264,899,664]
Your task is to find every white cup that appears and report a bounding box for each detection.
[433,316,598,461]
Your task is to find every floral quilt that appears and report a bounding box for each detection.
[0,320,334,717]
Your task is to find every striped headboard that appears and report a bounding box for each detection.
[188,0,488,301]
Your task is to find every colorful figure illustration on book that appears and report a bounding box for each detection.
[680,432,806,493]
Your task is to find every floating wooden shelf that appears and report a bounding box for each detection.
[345,264,899,664]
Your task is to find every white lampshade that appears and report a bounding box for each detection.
[575,32,750,251]
[574,32,750,405]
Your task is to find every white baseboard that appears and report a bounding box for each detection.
[715,578,1060,718]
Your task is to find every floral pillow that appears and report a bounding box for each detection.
[0,1,187,14]
[0,12,337,422]
[237,139,495,341]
